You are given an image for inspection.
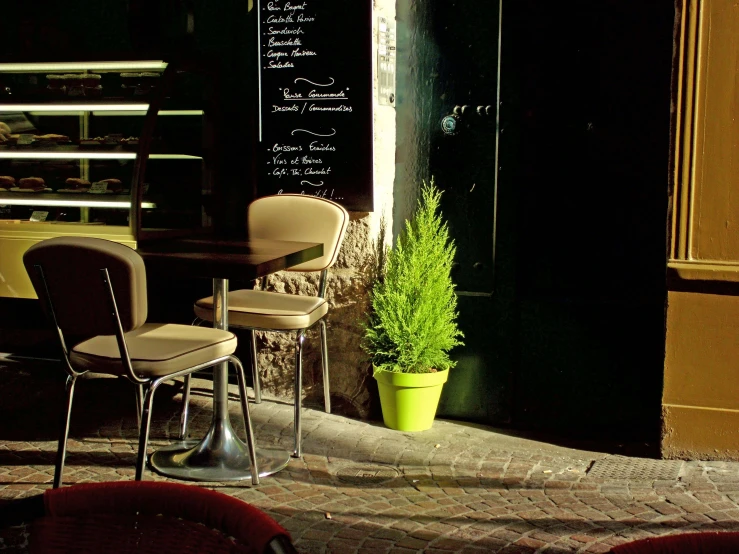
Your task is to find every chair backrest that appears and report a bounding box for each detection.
[23,236,147,339]
[247,194,349,272]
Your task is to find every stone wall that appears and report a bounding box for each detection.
[253,0,396,418]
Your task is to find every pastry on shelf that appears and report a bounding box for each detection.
[81,136,121,149]
[121,136,140,148]
[58,178,91,193]
[89,178,123,194]
[79,138,102,147]
[80,136,121,149]
[35,134,71,144]
[3,133,70,146]
[83,74,101,87]
[12,177,51,192]
[0,175,15,191]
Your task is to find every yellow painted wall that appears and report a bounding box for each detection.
[663,0,739,459]
[663,291,739,459]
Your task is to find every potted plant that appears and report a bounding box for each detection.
[363,181,464,431]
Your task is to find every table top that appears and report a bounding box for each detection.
[137,237,324,281]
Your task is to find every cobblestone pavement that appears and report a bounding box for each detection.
[2,360,739,553]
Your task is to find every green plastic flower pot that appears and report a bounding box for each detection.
[374,369,449,431]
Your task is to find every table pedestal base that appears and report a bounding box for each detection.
[150,423,290,482]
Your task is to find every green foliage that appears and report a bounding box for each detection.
[363,181,464,373]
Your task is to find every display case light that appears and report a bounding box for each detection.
[0,198,156,208]
[0,61,167,72]
[0,153,202,160]
[91,110,205,117]
[23,109,204,117]
[1,104,150,112]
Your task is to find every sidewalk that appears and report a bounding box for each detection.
[1,360,739,553]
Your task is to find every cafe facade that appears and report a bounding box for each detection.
[0,0,738,461]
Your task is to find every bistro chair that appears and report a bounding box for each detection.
[183,194,349,457]
[0,480,297,553]
[23,236,259,487]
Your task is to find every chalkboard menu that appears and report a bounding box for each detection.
[256,0,374,212]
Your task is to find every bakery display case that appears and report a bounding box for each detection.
[0,60,214,298]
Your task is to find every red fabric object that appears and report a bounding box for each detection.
[31,481,290,554]
[31,514,252,553]
[610,532,739,553]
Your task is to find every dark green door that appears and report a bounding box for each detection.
[419,1,512,423]
[405,0,672,443]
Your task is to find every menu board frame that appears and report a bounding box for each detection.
[256,0,374,212]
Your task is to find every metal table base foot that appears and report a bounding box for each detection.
[149,425,290,482]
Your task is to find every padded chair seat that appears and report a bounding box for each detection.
[70,323,237,377]
[194,289,329,330]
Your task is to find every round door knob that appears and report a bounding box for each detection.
[460,105,471,115]
[476,105,485,116]
[440,114,460,135]
[485,105,494,116]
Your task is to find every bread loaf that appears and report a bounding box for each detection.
[18,177,46,190]
[35,134,69,142]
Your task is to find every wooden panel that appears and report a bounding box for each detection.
[690,0,739,260]
[663,291,739,410]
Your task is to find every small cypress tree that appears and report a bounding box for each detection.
[364,181,464,373]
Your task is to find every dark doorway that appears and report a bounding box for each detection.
[402,0,673,444]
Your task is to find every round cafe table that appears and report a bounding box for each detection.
[138,237,323,482]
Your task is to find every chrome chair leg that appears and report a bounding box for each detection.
[319,319,331,414]
[53,374,77,489]
[250,330,261,403]
[293,331,305,458]
[179,317,204,439]
[135,384,144,430]
[231,356,260,486]
[179,375,191,440]
[135,383,156,481]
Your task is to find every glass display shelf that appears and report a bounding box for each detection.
[0,104,203,117]
[0,59,215,298]
[0,193,156,209]
[0,151,202,160]
[0,61,168,72]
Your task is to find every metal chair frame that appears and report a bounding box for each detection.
[32,263,259,488]
[181,268,331,458]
